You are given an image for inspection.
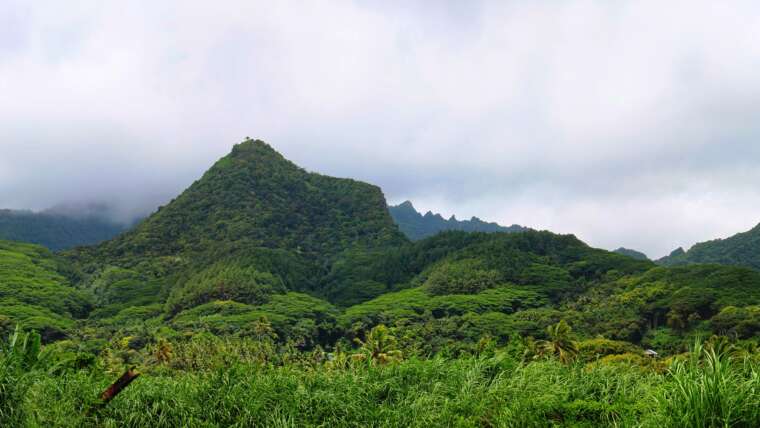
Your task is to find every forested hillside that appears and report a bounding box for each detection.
[60,139,409,341]
[0,195,527,253]
[0,240,90,341]
[0,209,128,251]
[658,223,760,270]
[388,200,528,240]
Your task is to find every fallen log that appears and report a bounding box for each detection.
[99,368,140,405]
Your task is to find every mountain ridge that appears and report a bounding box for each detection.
[0,207,129,251]
[388,200,529,241]
[657,222,760,270]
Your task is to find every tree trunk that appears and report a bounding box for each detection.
[99,368,140,405]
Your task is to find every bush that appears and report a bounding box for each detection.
[424,259,502,295]
[166,262,286,315]
[577,338,641,362]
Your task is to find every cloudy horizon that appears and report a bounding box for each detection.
[3,1,760,258]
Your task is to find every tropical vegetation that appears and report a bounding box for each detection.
[2,139,760,426]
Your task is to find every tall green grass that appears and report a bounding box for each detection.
[3,338,760,427]
[3,355,657,427]
[655,341,760,427]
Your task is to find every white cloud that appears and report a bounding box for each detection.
[2,0,760,256]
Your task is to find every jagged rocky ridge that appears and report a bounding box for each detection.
[388,200,529,241]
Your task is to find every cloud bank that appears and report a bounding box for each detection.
[2,0,760,257]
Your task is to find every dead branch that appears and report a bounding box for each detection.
[99,368,140,405]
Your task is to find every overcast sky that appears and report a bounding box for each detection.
[2,1,760,258]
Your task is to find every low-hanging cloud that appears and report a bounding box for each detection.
[2,0,760,257]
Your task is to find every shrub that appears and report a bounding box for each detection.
[424,259,502,295]
[166,262,286,315]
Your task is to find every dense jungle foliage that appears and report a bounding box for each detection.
[3,139,760,426]
[0,240,90,341]
[2,325,760,427]
[388,200,528,241]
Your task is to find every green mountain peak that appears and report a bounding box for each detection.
[73,139,406,269]
[228,138,286,161]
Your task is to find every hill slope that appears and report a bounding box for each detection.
[657,223,760,270]
[0,240,91,341]
[388,200,528,241]
[339,230,760,351]
[0,208,128,251]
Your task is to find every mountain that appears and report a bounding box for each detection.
[388,200,529,241]
[657,222,760,270]
[73,139,405,265]
[61,140,760,349]
[3,137,760,358]
[65,139,407,330]
[613,247,649,261]
[7,141,760,426]
[0,206,129,251]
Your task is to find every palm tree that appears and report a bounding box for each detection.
[325,342,351,370]
[353,324,403,365]
[538,320,578,364]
